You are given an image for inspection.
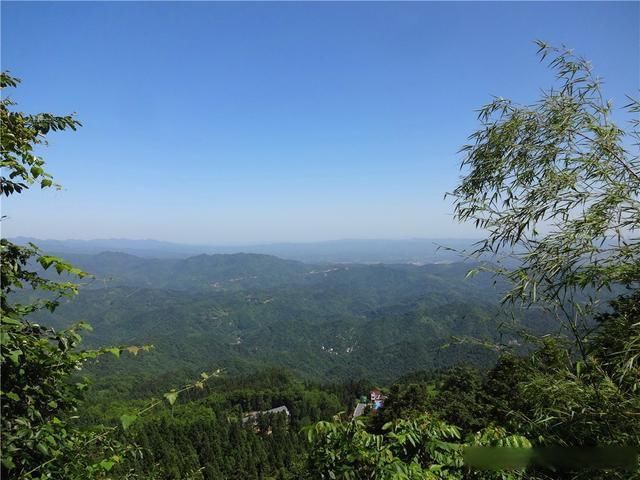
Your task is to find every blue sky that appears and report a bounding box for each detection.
[2,1,638,244]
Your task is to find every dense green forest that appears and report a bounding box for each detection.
[2,42,639,480]
[23,252,554,385]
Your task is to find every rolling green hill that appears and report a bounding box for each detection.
[29,252,552,384]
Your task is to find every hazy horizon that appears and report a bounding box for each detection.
[9,234,480,247]
[2,2,637,243]
[8,236,480,263]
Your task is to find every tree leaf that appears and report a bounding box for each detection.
[126,346,140,356]
[99,459,115,471]
[120,414,138,431]
[106,347,120,358]
[164,391,178,406]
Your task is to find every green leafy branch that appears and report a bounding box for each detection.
[118,368,224,432]
[1,72,80,196]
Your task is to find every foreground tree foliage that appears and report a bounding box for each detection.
[0,72,157,479]
[449,42,639,456]
[305,413,530,480]
[449,41,639,468]
[452,42,639,324]
[1,72,129,479]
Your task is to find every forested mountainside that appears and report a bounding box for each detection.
[74,366,497,479]
[79,369,350,479]
[35,250,482,291]
[27,251,553,385]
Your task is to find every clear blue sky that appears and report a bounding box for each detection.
[2,1,638,244]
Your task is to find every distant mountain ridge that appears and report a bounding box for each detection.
[45,251,312,291]
[45,250,485,294]
[10,236,477,264]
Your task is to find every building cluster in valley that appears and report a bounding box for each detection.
[353,389,387,419]
[242,405,290,425]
